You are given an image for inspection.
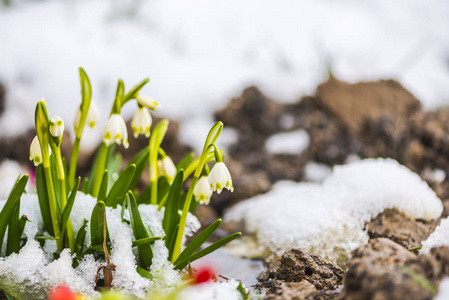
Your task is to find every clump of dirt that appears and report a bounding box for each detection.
[341,238,449,300]
[365,208,440,249]
[258,248,343,299]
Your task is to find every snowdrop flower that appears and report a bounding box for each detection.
[208,162,233,194]
[29,136,50,166]
[158,156,177,183]
[49,115,64,138]
[136,94,161,111]
[103,114,129,149]
[131,107,152,138]
[74,101,99,131]
[194,176,213,205]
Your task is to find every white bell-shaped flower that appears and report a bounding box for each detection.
[131,107,152,138]
[136,94,161,111]
[29,136,51,166]
[194,176,213,205]
[103,114,129,149]
[158,156,177,183]
[208,162,233,194]
[49,115,64,138]
[74,101,99,131]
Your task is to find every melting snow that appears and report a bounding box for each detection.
[420,218,449,255]
[265,130,310,154]
[178,279,243,300]
[225,158,443,262]
[0,192,201,299]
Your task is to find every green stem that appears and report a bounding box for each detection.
[91,143,109,198]
[54,148,75,253]
[43,165,62,251]
[68,136,81,190]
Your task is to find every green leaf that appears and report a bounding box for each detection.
[136,266,153,280]
[115,79,125,105]
[174,219,222,265]
[123,78,150,104]
[106,152,122,190]
[75,219,88,256]
[98,171,109,202]
[105,164,136,208]
[6,202,21,256]
[81,244,111,257]
[4,291,16,300]
[81,177,89,194]
[90,201,107,246]
[162,171,183,259]
[157,176,170,204]
[79,67,92,114]
[237,282,250,300]
[176,152,195,172]
[175,232,241,270]
[128,148,149,190]
[132,236,163,248]
[127,191,153,269]
[60,177,80,236]
[34,236,59,240]
[50,153,61,206]
[0,175,28,253]
[18,215,29,237]
[88,144,116,194]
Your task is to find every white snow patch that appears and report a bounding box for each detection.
[178,279,243,300]
[225,158,443,262]
[304,162,332,182]
[0,192,201,299]
[265,130,310,154]
[0,160,33,200]
[420,218,449,255]
[435,277,449,300]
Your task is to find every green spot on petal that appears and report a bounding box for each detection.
[104,132,111,141]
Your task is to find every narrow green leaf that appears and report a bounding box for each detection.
[127,191,153,269]
[75,219,88,256]
[90,201,107,246]
[34,236,59,240]
[128,148,149,190]
[18,215,29,237]
[50,153,60,206]
[123,78,150,104]
[6,202,21,256]
[162,171,183,259]
[98,171,109,202]
[237,282,250,300]
[132,237,163,248]
[36,165,53,235]
[81,177,89,194]
[0,175,28,253]
[174,219,222,265]
[88,144,115,194]
[106,152,122,190]
[105,164,136,208]
[176,152,195,172]
[60,177,80,236]
[81,244,111,256]
[4,291,16,300]
[136,266,153,280]
[175,232,241,270]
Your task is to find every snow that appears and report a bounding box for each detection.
[435,277,449,300]
[265,130,310,154]
[303,162,332,182]
[225,158,443,262]
[420,218,449,255]
[1,0,449,151]
[178,279,244,300]
[0,192,201,299]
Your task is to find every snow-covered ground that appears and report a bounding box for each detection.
[225,158,443,262]
[0,0,449,151]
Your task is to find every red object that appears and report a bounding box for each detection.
[48,285,77,300]
[194,266,216,284]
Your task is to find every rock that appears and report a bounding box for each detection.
[264,280,319,300]
[341,238,449,300]
[275,248,344,290]
[315,77,421,137]
[366,208,439,249]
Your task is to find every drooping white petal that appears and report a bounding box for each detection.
[208,162,233,194]
[131,107,152,138]
[29,136,50,166]
[161,156,176,183]
[86,101,99,128]
[194,176,213,204]
[103,114,129,148]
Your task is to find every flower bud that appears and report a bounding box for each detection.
[49,115,64,138]
[136,94,161,111]
[29,136,51,166]
[158,156,176,183]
